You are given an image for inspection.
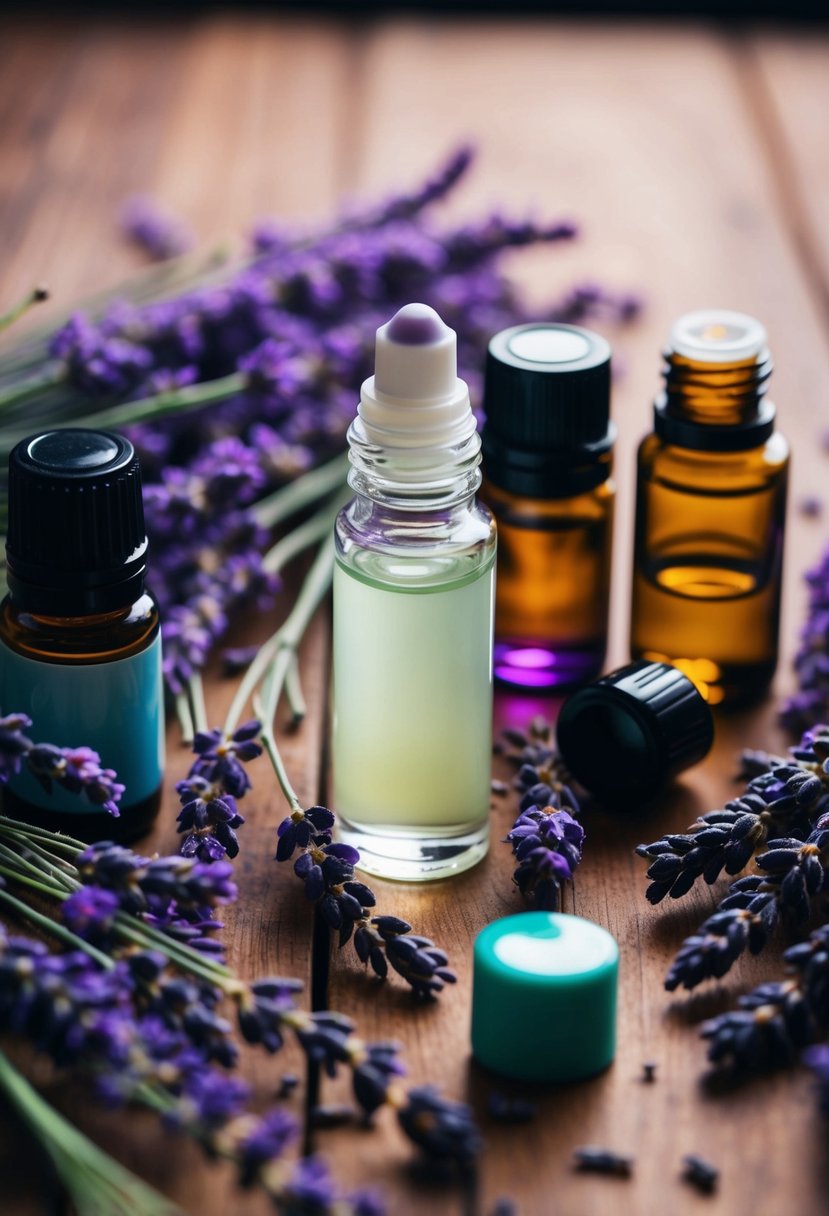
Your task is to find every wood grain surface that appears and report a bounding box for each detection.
[2,13,829,1216]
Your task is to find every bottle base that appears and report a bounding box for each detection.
[1,786,163,845]
[336,815,490,882]
[494,639,604,691]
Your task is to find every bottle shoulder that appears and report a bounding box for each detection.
[0,593,160,664]
[637,431,789,488]
[336,495,496,555]
[482,476,615,523]
[335,496,496,590]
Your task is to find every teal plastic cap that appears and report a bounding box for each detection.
[471,912,619,1082]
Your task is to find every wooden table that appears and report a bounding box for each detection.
[2,12,829,1216]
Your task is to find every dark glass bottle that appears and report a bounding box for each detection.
[481,323,615,690]
[630,310,789,706]
[0,429,164,841]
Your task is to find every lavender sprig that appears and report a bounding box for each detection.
[0,148,637,692]
[497,719,585,911]
[0,817,479,1189]
[0,1047,179,1216]
[175,720,262,861]
[781,546,829,731]
[636,725,829,991]
[276,806,457,999]
[505,806,585,911]
[700,923,829,1072]
[0,712,124,816]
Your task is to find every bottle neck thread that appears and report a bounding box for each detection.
[346,417,482,511]
[654,349,776,452]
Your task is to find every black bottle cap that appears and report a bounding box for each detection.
[556,660,714,809]
[6,429,148,615]
[481,323,614,498]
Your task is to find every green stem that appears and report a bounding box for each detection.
[0,863,68,900]
[0,368,62,412]
[252,451,349,529]
[0,886,113,969]
[0,814,234,986]
[0,836,79,888]
[223,626,286,736]
[188,672,209,734]
[0,286,49,335]
[284,659,307,726]
[0,245,231,377]
[253,538,335,808]
[224,534,334,736]
[256,693,301,813]
[0,814,87,852]
[175,690,195,744]
[261,497,341,575]
[111,914,234,989]
[71,371,244,432]
[0,838,72,884]
[0,1049,180,1216]
[0,827,81,875]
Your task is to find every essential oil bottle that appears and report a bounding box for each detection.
[480,323,614,689]
[332,303,496,882]
[630,310,789,706]
[0,429,165,841]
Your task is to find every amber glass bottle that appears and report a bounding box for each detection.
[0,430,164,841]
[630,310,789,706]
[481,323,614,689]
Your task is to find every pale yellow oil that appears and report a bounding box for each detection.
[332,553,495,834]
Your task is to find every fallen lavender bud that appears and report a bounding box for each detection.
[176,721,261,862]
[572,1146,633,1177]
[121,195,194,261]
[682,1154,719,1194]
[397,1086,481,1165]
[486,1091,537,1123]
[310,1103,355,1129]
[277,1073,300,1099]
[505,805,584,912]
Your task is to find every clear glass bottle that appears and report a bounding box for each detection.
[480,323,614,689]
[630,310,789,706]
[332,304,496,881]
[0,429,164,841]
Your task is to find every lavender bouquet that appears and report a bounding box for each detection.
[0,150,637,1211]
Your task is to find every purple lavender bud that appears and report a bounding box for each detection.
[237,1108,298,1187]
[121,195,194,262]
[0,712,33,779]
[397,1086,481,1164]
[61,887,120,941]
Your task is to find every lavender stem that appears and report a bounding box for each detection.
[0,886,113,969]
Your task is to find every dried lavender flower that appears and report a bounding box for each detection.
[274,803,455,998]
[637,727,829,991]
[1,148,637,697]
[505,805,585,911]
[121,195,194,261]
[682,1154,719,1194]
[572,1146,633,1177]
[397,1086,481,1164]
[0,713,124,817]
